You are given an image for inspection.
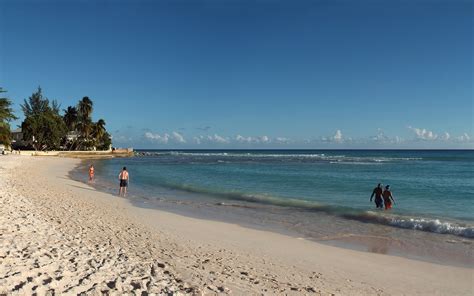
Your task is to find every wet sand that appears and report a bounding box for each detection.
[0,155,472,295]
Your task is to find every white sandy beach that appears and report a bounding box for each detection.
[0,155,472,295]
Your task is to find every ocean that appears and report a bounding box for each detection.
[72,149,474,266]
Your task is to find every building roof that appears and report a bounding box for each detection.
[11,128,22,133]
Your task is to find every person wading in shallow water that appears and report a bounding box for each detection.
[88,164,95,182]
[383,185,396,210]
[118,167,129,197]
[370,183,384,209]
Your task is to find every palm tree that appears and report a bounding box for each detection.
[77,97,94,149]
[92,119,106,148]
[0,88,17,122]
[78,96,93,120]
[77,117,93,149]
[63,106,78,131]
[0,87,18,146]
[93,119,106,139]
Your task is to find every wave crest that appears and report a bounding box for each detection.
[135,151,423,164]
[343,212,474,238]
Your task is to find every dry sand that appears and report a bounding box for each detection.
[0,155,472,295]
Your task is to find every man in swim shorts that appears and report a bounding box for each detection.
[118,166,129,197]
[383,185,395,210]
[370,183,384,208]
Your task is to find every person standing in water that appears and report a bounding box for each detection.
[118,167,129,197]
[370,183,384,208]
[88,164,95,182]
[383,185,395,210]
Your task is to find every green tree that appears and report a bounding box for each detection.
[77,96,94,149]
[97,131,112,151]
[63,106,78,131]
[21,87,67,150]
[93,119,106,140]
[63,106,79,150]
[21,86,49,117]
[92,119,111,150]
[0,87,18,146]
[78,96,93,119]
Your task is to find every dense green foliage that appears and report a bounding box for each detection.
[19,87,112,151]
[0,87,18,146]
[21,87,67,150]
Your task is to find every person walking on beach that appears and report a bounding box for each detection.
[370,183,384,209]
[118,167,129,197]
[88,164,95,182]
[382,185,395,210]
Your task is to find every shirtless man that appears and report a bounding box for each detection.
[370,183,384,208]
[118,167,129,197]
[88,165,95,182]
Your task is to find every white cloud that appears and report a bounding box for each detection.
[236,134,252,143]
[144,131,186,144]
[371,128,388,142]
[456,133,471,142]
[260,135,270,143]
[440,132,450,141]
[211,134,230,144]
[275,137,291,144]
[333,130,343,142]
[321,129,345,143]
[408,127,472,144]
[193,136,202,145]
[408,126,438,140]
[172,131,186,143]
[194,134,230,144]
[144,132,169,143]
[368,128,403,145]
[235,135,273,144]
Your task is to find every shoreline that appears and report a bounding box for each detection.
[1,155,472,294]
[9,149,134,158]
[72,157,473,269]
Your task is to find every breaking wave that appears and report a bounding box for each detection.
[149,180,473,239]
[135,151,423,164]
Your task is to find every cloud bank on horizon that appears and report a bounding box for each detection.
[112,126,473,149]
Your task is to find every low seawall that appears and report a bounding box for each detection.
[14,148,134,158]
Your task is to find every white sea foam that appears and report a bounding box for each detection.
[137,151,423,163]
[353,212,474,238]
[387,217,474,238]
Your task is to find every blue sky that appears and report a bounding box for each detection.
[1,0,472,148]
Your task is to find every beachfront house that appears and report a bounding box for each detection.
[66,131,79,142]
[10,128,27,149]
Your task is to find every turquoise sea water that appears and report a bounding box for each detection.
[82,150,473,239]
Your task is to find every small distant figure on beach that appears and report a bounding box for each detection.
[118,166,129,197]
[370,183,384,208]
[383,185,395,210]
[88,164,95,182]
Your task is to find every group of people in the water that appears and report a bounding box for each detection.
[370,183,395,210]
[88,164,395,209]
[88,164,130,197]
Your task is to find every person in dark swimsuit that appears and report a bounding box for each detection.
[370,183,384,208]
[118,166,129,197]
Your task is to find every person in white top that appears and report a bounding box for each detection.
[118,166,129,197]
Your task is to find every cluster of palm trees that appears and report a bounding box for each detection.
[0,88,17,147]
[63,96,111,150]
[0,87,111,151]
